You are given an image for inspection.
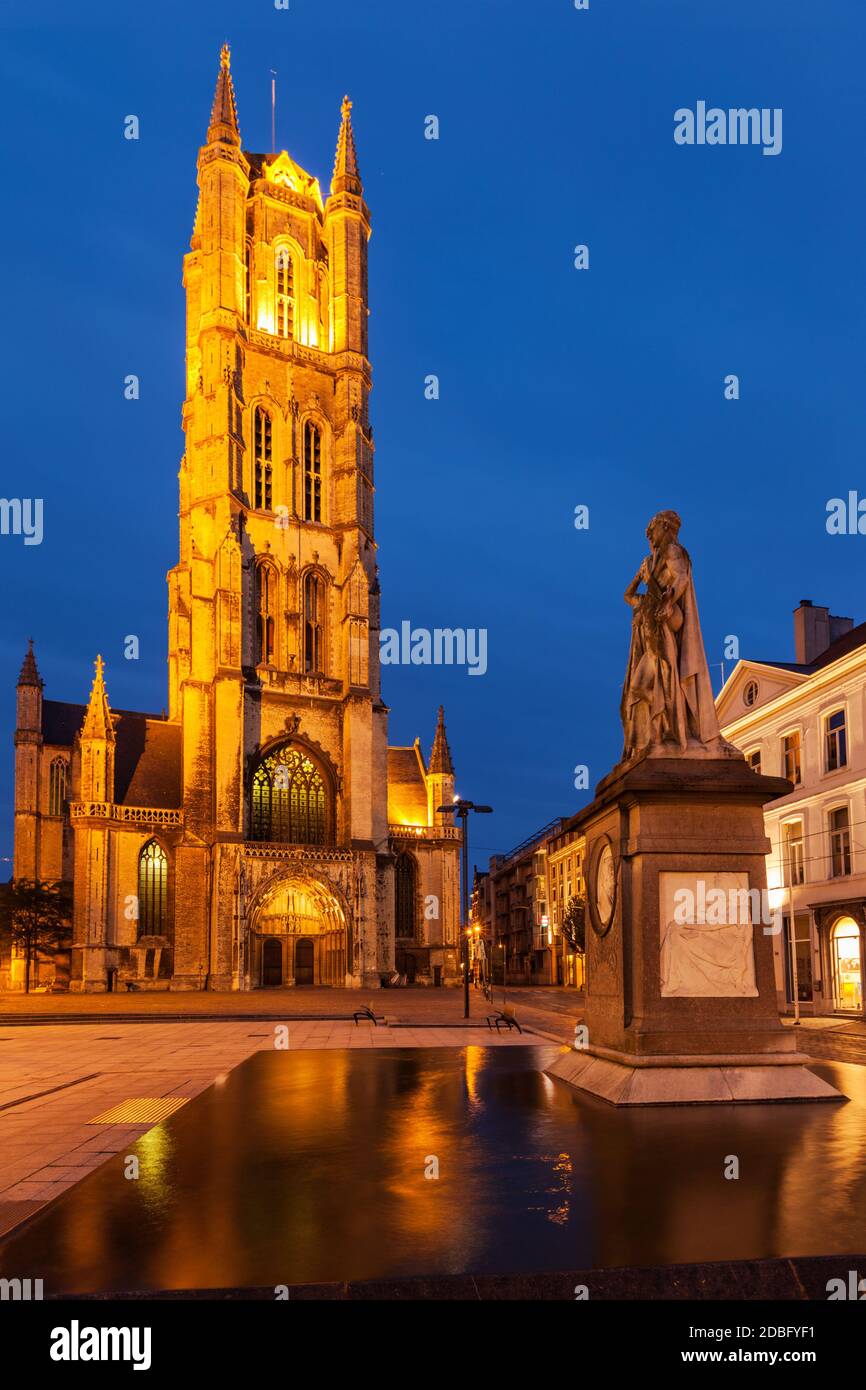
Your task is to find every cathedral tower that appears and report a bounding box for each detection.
[9,47,460,994]
[167,46,387,987]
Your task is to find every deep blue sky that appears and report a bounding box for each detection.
[1,0,864,867]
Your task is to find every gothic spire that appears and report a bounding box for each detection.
[81,655,115,743]
[207,43,241,147]
[429,705,454,775]
[330,94,362,196]
[17,638,42,689]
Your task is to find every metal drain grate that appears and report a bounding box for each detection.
[87,1097,188,1125]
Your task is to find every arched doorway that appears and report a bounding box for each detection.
[250,873,350,988]
[831,917,862,1012]
[261,937,282,988]
[295,939,314,986]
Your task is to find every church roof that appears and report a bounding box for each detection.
[387,745,429,826]
[42,701,182,809]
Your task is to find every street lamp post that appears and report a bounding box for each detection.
[439,797,492,1019]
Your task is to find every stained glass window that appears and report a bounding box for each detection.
[394,852,417,939]
[250,746,327,844]
[138,840,168,935]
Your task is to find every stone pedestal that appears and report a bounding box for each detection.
[546,753,843,1105]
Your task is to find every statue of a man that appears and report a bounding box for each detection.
[620,510,728,760]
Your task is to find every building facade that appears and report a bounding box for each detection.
[718,599,866,1019]
[9,48,460,993]
[484,820,563,985]
[546,816,586,989]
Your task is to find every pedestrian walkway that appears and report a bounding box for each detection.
[0,985,584,1045]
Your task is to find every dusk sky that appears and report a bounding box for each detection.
[2,0,864,865]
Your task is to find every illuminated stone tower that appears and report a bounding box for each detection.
[165,44,387,987]
[8,47,460,994]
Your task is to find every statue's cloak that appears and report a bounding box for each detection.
[677,568,722,745]
[620,552,722,753]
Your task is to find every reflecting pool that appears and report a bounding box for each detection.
[2,1045,866,1294]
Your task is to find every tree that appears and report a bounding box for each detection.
[0,879,73,993]
[560,895,586,956]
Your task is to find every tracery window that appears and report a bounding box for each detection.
[304,571,325,674]
[254,406,272,511]
[48,757,67,816]
[275,247,294,339]
[304,421,322,522]
[250,746,327,844]
[394,852,418,939]
[138,840,168,936]
[256,562,276,665]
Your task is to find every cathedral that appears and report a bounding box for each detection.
[11,47,461,992]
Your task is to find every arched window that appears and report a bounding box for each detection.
[250,746,327,844]
[304,421,322,522]
[244,240,251,322]
[48,757,67,816]
[304,571,325,673]
[254,406,272,511]
[275,247,294,339]
[255,562,276,665]
[138,840,168,936]
[395,852,418,939]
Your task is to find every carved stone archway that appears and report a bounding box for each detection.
[247,867,352,988]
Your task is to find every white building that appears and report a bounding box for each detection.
[718,600,866,1019]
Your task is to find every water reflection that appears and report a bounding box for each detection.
[1,1047,865,1294]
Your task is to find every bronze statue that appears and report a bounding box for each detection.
[621,510,727,760]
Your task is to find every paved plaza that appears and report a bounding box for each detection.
[0,1004,550,1240]
[2,985,865,1247]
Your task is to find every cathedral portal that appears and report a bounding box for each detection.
[249,873,350,987]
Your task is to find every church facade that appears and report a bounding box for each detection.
[10,47,461,992]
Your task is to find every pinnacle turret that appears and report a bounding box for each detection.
[330,94,362,196]
[17,639,42,689]
[81,655,115,743]
[429,705,454,776]
[207,43,241,146]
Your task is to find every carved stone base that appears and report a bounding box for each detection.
[546,1047,844,1106]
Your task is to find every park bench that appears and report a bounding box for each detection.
[486,1006,522,1034]
[353,1003,386,1026]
